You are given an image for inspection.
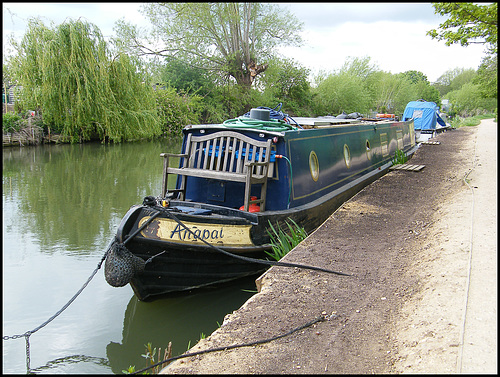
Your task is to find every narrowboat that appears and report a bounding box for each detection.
[105,106,417,301]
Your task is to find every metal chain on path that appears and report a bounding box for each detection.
[2,211,162,373]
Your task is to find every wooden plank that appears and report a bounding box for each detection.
[166,167,247,182]
[390,164,425,172]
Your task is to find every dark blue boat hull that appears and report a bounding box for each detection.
[112,119,416,300]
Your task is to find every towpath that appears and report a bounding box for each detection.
[161,119,497,374]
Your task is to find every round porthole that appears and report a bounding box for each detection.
[365,140,372,160]
[343,144,351,168]
[309,151,319,181]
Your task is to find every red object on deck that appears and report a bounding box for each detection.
[240,196,260,212]
[376,113,395,119]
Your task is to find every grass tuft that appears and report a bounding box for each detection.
[265,218,308,261]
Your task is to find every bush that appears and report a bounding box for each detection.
[449,113,497,128]
[155,86,202,135]
[2,112,22,133]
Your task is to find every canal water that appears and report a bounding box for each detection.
[2,140,258,374]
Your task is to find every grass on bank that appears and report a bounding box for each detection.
[449,112,497,128]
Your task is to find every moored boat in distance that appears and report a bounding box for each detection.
[105,105,417,300]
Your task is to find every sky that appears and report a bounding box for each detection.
[2,2,489,83]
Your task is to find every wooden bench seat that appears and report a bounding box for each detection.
[161,130,273,212]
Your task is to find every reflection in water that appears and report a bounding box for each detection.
[3,139,262,374]
[2,139,182,255]
[30,354,111,374]
[107,276,258,374]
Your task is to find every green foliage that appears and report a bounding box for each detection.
[122,365,136,374]
[313,72,372,115]
[2,112,22,132]
[265,219,308,261]
[198,84,255,124]
[392,149,407,165]
[124,342,172,375]
[339,56,379,80]
[400,70,430,85]
[9,18,161,143]
[257,57,313,116]
[310,59,441,117]
[159,58,216,96]
[427,3,497,54]
[449,113,497,128]
[154,86,202,135]
[434,68,474,96]
[413,81,441,105]
[446,82,497,117]
[367,71,414,114]
[121,3,303,88]
[474,54,497,99]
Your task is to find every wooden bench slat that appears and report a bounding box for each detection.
[162,130,273,211]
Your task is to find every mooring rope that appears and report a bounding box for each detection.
[132,314,329,374]
[161,206,350,276]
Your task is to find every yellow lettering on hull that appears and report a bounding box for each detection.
[138,216,254,247]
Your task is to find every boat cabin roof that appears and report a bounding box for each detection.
[184,117,395,136]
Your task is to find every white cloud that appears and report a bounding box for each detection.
[3,2,488,83]
[279,7,487,82]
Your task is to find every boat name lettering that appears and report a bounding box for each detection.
[170,223,224,241]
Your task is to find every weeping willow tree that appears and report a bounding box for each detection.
[9,18,161,142]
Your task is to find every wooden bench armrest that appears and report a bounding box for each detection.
[166,167,248,183]
[160,152,188,158]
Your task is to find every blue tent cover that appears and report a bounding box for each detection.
[402,101,445,131]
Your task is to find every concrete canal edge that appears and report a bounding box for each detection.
[160,119,497,374]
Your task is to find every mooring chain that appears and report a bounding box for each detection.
[25,335,31,372]
[2,210,162,373]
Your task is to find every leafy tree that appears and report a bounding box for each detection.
[399,70,440,105]
[339,56,379,80]
[474,54,497,99]
[115,2,303,89]
[412,80,441,105]
[367,71,414,114]
[9,18,160,142]
[433,67,475,96]
[154,86,202,135]
[257,57,312,116]
[449,68,477,92]
[157,58,216,97]
[400,70,429,85]
[446,82,497,117]
[312,72,372,116]
[427,2,497,54]
[434,68,464,96]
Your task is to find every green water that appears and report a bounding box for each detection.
[2,140,258,374]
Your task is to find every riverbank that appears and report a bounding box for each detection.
[160,119,497,374]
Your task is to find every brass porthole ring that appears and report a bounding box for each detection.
[309,151,319,181]
[343,144,351,168]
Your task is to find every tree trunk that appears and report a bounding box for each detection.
[229,56,268,88]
